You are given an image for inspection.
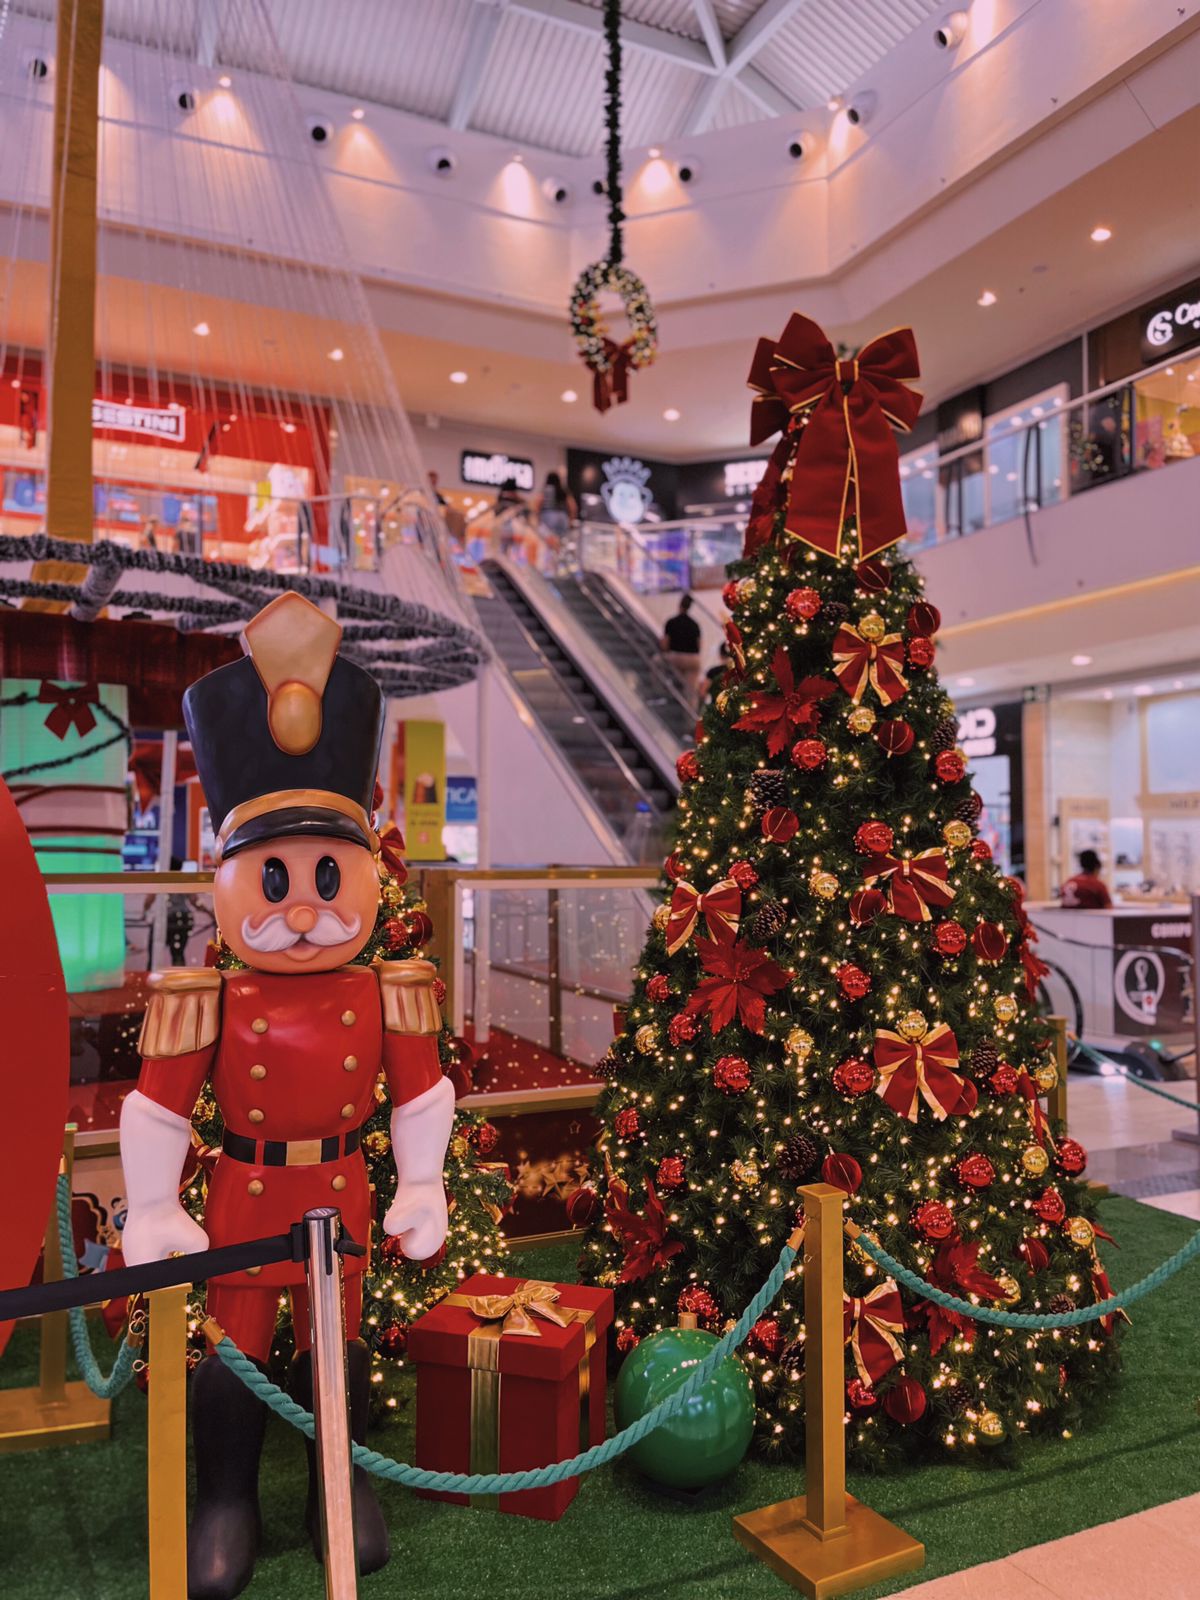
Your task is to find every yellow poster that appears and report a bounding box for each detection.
[403,719,446,860]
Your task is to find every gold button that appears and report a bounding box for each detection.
[247,1179,264,1197]
[245,1265,261,1277]
[250,1064,267,1081]
[340,1102,355,1119]
[248,1108,265,1124]
[343,1054,358,1072]
[331,1174,347,1192]
[341,1010,356,1027]
[251,1017,268,1035]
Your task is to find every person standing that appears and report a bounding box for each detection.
[1060,847,1112,909]
[661,593,702,709]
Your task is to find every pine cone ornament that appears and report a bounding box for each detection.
[751,900,788,941]
[747,768,787,814]
[777,1131,824,1185]
[823,600,849,626]
[970,1040,1000,1076]
[944,1380,972,1416]
[955,791,984,822]
[778,1339,805,1377]
[932,715,959,753]
[1049,1294,1077,1315]
[594,1047,621,1081]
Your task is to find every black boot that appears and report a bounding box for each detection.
[291,1341,390,1575]
[187,1353,267,1600]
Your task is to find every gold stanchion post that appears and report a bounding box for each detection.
[1047,1015,1069,1131]
[147,1283,190,1600]
[733,1185,924,1599]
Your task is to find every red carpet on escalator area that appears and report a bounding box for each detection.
[464,1025,600,1094]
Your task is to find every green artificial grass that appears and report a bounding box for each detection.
[1,1195,1197,1599]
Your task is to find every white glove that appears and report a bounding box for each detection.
[119,1089,209,1265]
[382,1076,455,1260]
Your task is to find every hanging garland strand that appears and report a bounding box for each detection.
[604,0,623,267]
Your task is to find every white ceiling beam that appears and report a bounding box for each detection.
[448,1,504,131]
[691,0,727,71]
[195,0,220,68]
[506,0,716,74]
[739,66,802,119]
[682,0,810,134]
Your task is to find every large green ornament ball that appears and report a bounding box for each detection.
[614,1326,756,1489]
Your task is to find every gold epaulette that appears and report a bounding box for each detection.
[377,958,441,1036]
[139,968,223,1058]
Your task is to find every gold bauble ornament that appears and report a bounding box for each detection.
[858,611,886,643]
[1034,1061,1059,1094]
[996,1272,1021,1305]
[450,1135,470,1160]
[731,1157,761,1190]
[1067,1215,1095,1250]
[993,994,1019,1024]
[942,819,972,850]
[635,1024,658,1055]
[977,1409,1005,1443]
[811,870,840,901]
[365,1130,391,1158]
[737,577,757,603]
[652,904,671,932]
[847,705,877,735]
[786,1026,815,1061]
[898,1009,928,1042]
[715,689,732,716]
[1021,1144,1050,1177]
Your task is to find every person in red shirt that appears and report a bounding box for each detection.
[1060,848,1112,909]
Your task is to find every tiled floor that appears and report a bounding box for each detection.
[1070,1071,1200,1219]
[888,1493,1200,1598]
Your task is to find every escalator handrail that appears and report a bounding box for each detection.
[576,572,698,730]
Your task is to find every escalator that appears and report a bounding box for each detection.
[477,561,677,859]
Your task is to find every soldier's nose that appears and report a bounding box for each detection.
[286,904,318,934]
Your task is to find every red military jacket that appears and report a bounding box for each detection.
[135,959,442,1287]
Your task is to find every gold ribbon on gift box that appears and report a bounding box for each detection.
[443,1280,598,1511]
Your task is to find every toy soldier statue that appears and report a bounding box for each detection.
[120,592,454,1599]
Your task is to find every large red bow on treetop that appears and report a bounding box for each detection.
[603,1174,684,1283]
[665,878,742,956]
[744,313,922,560]
[863,849,955,922]
[832,623,909,706]
[38,680,100,740]
[733,648,838,756]
[843,1280,906,1385]
[684,936,790,1034]
[874,1022,977,1122]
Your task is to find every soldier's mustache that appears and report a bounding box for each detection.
[241,908,363,952]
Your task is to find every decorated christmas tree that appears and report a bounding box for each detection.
[581,315,1121,1466]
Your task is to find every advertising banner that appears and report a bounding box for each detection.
[402,720,447,860]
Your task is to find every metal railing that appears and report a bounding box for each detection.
[574,515,744,595]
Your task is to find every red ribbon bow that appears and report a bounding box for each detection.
[874,1022,977,1122]
[832,623,909,706]
[593,337,634,413]
[745,313,922,559]
[1017,1068,1058,1154]
[665,878,742,956]
[863,849,955,922]
[843,1280,906,1385]
[732,647,838,757]
[377,822,409,885]
[38,680,100,740]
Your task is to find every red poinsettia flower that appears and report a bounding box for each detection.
[603,1176,685,1283]
[920,1235,1009,1356]
[684,936,790,1034]
[734,647,838,757]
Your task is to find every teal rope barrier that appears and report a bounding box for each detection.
[55,1174,139,1400]
[851,1221,1200,1330]
[1111,1069,1200,1111]
[214,1237,799,1494]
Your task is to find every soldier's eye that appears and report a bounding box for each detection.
[261,858,289,903]
[315,856,341,901]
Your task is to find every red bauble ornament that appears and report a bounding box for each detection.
[434,978,447,1006]
[971,838,993,862]
[836,963,871,1000]
[884,1376,927,1424]
[646,973,671,1004]
[875,718,915,757]
[855,820,895,855]
[406,910,434,946]
[381,915,409,952]
[932,920,967,956]
[934,750,967,783]
[832,1057,876,1097]
[849,887,888,928]
[668,1011,698,1046]
[676,750,700,783]
[614,1107,642,1141]
[616,1326,640,1354]
[972,922,1009,962]
[1056,1138,1088,1176]
[1018,1234,1050,1273]
[847,1378,879,1412]
[790,737,827,771]
[664,851,686,882]
[565,1184,600,1228]
[713,1054,752,1095]
[677,1284,720,1328]
[380,1234,407,1266]
[957,1153,995,1189]
[761,806,800,842]
[470,1121,500,1155]
[729,859,759,889]
[989,1064,1019,1096]
[785,586,823,622]
[907,635,935,669]
[822,1151,862,1195]
[906,601,942,637]
[854,558,892,594]
[748,1316,785,1359]
[912,1199,957,1241]
[722,579,741,610]
[656,1155,687,1193]
[1033,1187,1066,1224]
[376,1322,409,1358]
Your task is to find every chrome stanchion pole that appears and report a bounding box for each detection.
[303,1207,358,1600]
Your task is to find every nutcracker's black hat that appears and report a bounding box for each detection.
[183,593,383,860]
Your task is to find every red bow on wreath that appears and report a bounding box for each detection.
[732,648,838,757]
[593,337,634,413]
[665,878,741,956]
[874,1022,977,1122]
[684,936,790,1035]
[744,313,922,560]
[38,680,100,740]
[832,623,909,706]
[863,849,954,922]
[843,1280,906,1384]
[377,823,409,885]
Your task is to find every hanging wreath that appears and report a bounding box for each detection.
[568,0,658,413]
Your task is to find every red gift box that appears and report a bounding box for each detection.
[408,1273,614,1521]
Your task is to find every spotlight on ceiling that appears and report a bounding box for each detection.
[1090,224,1113,243]
[192,321,211,337]
[933,11,968,49]
[427,145,457,176]
[24,52,51,81]
[674,156,701,185]
[170,83,197,113]
[977,289,997,307]
[591,177,607,196]
[217,74,233,89]
[541,176,572,204]
[787,134,810,161]
[351,107,365,121]
[845,93,876,127]
[306,115,333,145]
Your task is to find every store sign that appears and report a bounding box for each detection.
[599,455,654,524]
[445,775,478,824]
[956,705,998,758]
[722,458,768,497]
[92,399,186,442]
[1140,278,1200,363]
[459,450,535,492]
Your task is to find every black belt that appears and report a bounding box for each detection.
[221,1127,363,1167]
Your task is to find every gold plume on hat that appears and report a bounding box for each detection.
[241,593,342,756]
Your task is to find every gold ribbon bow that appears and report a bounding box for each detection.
[843,1279,906,1385]
[455,1280,571,1339]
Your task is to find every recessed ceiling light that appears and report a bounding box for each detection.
[351,107,365,121]
[217,75,232,89]
[561,389,578,403]
[663,407,681,421]
[9,378,19,389]
[1165,367,1175,376]
[449,370,468,384]
[1133,683,1153,696]
[192,320,211,336]
[1173,679,1185,690]
[328,347,344,361]
[1102,689,1113,701]
[955,676,976,688]
[511,151,524,164]
[827,94,843,112]
[648,146,662,159]
[1071,654,1092,666]
[1090,225,1112,243]
[977,290,997,307]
